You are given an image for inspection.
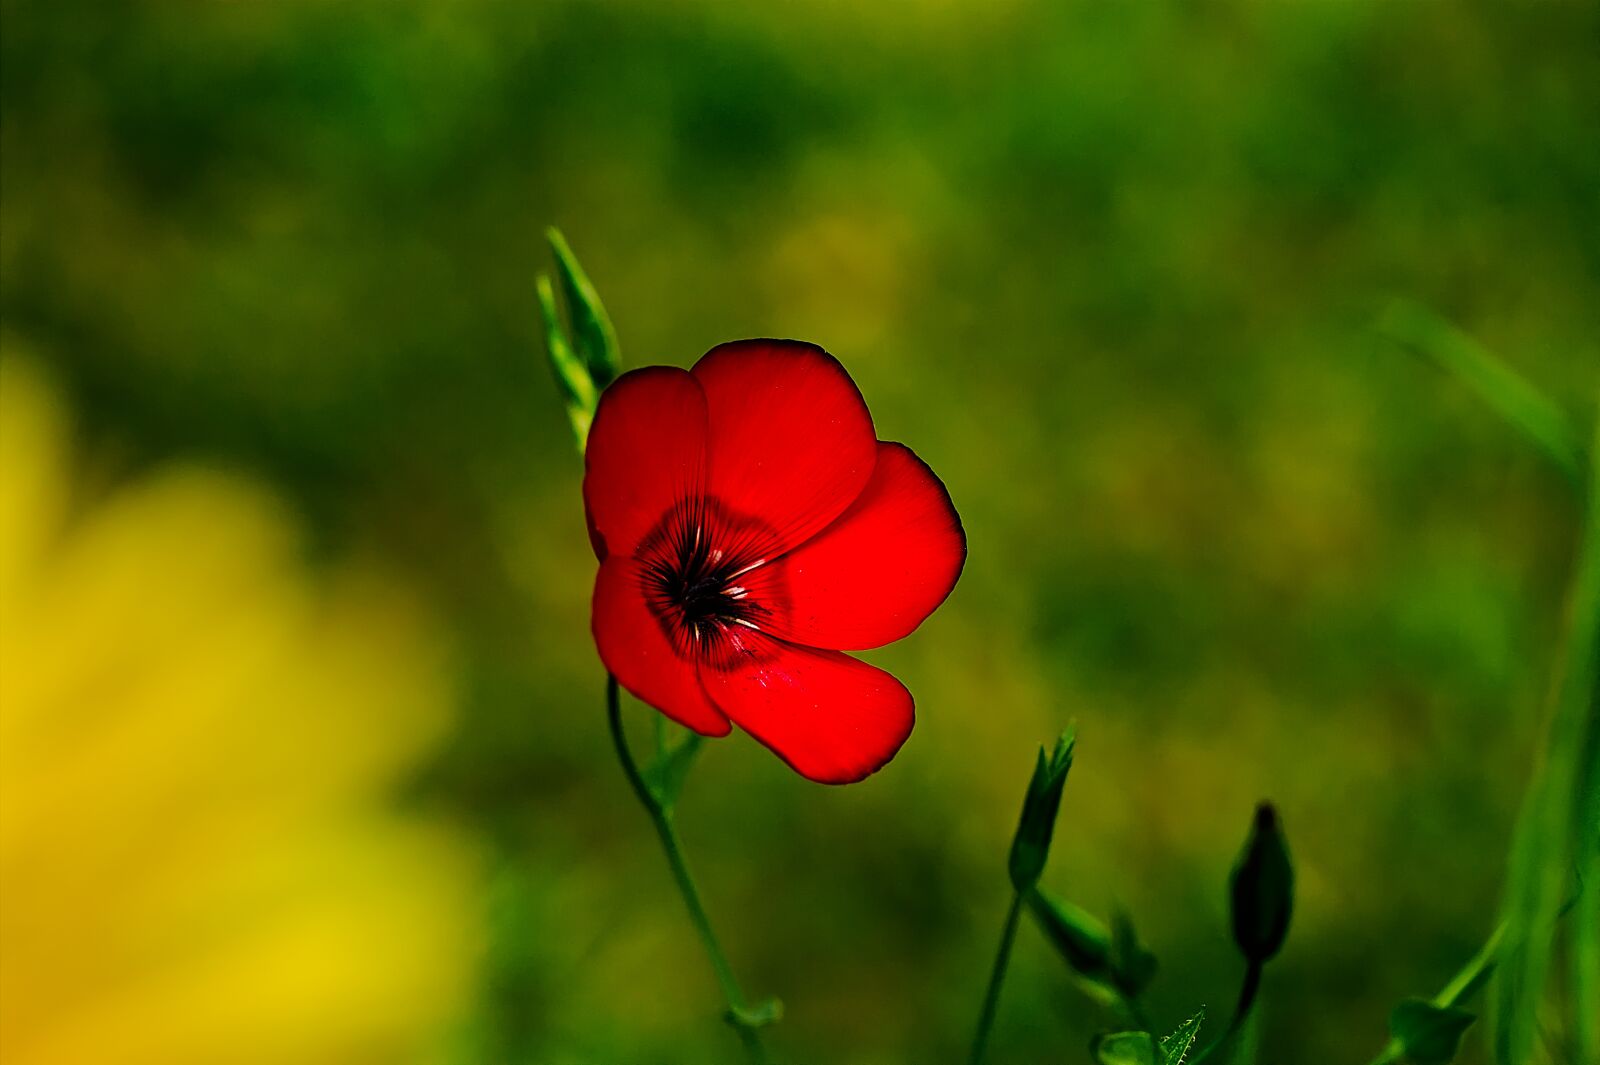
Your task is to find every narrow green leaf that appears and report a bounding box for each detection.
[1491,406,1600,1063]
[547,227,621,388]
[1389,999,1476,1065]
[1159,1009,1205,1065]
[1577,848,1598,1063]
[1230,804,1294,963]
[1379,300,1585,487]
[1007,725,1076,892]
[536,273,597,448]
[1093,1031,1160,1065]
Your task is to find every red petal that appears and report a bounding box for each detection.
[583,367,707,560]
[592,559,731,736]
[692,340,878,558]
[698,634,913,784]
[761,442,965,650]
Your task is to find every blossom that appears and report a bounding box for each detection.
[584,340,965,783]
[0,355,477,1065]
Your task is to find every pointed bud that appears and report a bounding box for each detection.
[536,273,597,449]
[1008,725,1075,892]
[1027,887,1112,982]
[546,227,620,389]
[1229,803,1294,963]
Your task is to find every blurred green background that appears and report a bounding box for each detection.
[2,1,1596,1062]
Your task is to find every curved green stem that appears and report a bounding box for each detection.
[969,891,1024,1065]
[1193,959,1262,1064]
[606,676,770,1064]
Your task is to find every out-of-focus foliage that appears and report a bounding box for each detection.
[1,0,1596,1062]
[0,355,479,1064]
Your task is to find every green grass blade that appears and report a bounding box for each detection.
[1379,300,1585,487]
[1577,847,1598,1064]
[1490,400,1600,1062]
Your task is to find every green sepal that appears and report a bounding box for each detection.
[640,733,704,810]
[1110,908,1159,996]
[547,227,620,389]
[1387,998,1476,1064]
[725,997,783,1030]
[1092,1030,1159,1065]
[1027,886,1112,982]
[1007,725,1076,892]
[1229,803,1294,963]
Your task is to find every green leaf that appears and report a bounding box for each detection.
[1159,1009,1204,1065]
[1379,300,1585,487]
[1109,908,1159,996]
[1491,407,1600,1063]
[1578,849,1599,1065]
[1007,725,1076,892]
[547,227,621,389]
[640,733,704,809]
[1229,803,1294,963]
[1092,1031,1159,1065]
[1389,999,1476,1065]
[1027,887,1113,981]
[536,273,597,449]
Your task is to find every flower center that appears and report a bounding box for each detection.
[636,497,784,664]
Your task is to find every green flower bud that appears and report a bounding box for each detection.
[1008,726,1075,893]
[1229,803,1294,963]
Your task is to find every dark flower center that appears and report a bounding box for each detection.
[636,497,784,665]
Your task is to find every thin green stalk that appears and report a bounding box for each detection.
[1194,960,1262,1064]
[606,676,769,1064]
[969,892,1024,1065]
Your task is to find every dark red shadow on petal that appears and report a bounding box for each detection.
[763,441,965,651]
[698,630,914,785]
[693,340,878,559]
[593,558,731,736]
[584,367,708,560]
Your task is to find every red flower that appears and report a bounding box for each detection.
[584,340,966,784]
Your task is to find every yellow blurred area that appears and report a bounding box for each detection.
[0,355,479,1065]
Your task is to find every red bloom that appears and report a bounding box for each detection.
[584,340,966,784]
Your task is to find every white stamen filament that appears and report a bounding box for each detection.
[726,558,766,580]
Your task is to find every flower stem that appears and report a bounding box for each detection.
[969,891,1024,1065]
[1192,959,1262,1064]
[606,675,770,1064]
